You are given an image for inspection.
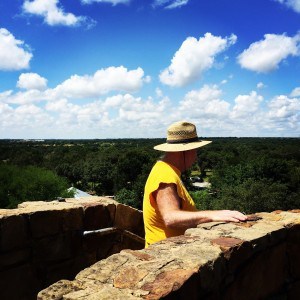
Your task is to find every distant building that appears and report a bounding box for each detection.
[68,187,92,198]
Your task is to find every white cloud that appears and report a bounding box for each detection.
[2,89,52,105]
[275,0,300,13]
[0,102,14,114]
[237,33,300,73]
[1,66,148,106]
[118,94,170,122]
[179,85,230,118]
[0,73,299,138]
[45,98,69,112]
[268,95,300,119]
[81,0,130,4]
[290,87,300,97]
[153,0,189,9]
[23,0,87,26]
[160,33,237,87]
[17,73,48,90]
[0,28,32,70]
[231,91,263,118]
[257,82,266,89]
[54,66,147,98]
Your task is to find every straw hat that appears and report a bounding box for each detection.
[154,121,212,152]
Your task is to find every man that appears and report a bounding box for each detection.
[143,121,247,247]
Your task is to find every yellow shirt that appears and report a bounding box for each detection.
[143,160,197,247]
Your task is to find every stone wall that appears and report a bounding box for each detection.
[0,197,144,300]
[38,210,300,300]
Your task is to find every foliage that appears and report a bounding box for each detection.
[115,188,141,209]
[189,190,212,210]
[0,137,299,213]
[0,164,74,208]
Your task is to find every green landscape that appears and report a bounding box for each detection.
[0,138,299,213]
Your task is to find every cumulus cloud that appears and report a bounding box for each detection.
[54,66,148,98]
[267,95,300,119]
[275,0,300,13]
[1,66,148,106]
[160,33,237,87]
[179,85,230,118]
[17,73,48,91]
[0,72,299,138]
[118,94,171,123]
[231,91,263,118]
[2,89,53,105]
[23,0,89,26]
[0,28,32,70]
[237,33,300,73]
[153,0,189,9]
[1,66,149,107]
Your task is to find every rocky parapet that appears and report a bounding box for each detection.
[38,210,300,300]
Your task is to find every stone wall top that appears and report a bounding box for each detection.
[0,197,144,237]
[38,210,300,300]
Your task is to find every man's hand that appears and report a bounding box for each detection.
[206,210,247,223]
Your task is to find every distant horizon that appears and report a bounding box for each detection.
[1,136,299,141]
[1,1,299,139]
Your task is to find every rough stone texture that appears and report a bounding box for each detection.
[0,197,145,300]
[38,210,300,300]
[114,203,144,237]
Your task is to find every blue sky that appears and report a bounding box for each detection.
[0,0,299,138]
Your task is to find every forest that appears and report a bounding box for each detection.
[0,137,299,214]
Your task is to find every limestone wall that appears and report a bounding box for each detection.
[0,197,144,300]
[38,210,300,300]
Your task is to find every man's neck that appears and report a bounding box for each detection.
[162,152,185,172]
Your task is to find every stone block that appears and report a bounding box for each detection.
[0,247,31,270]
[114,266,148,288]
[37,279,80,300]
[223,243,287,300]
[44,258,87,287]
[288,279,300,300]
[0,214,28,251]
[83,229,122,261]
[141,269,195,299]
[83,203,114,231]
[287,224,300,279]
[120,230,145,251]
[198,257,226,292]
[64,286,139,300]
[114,204,144,237]
[62,207,84,232]
[0,263,39,300]
[33,232,81,263]
[75,252,129,283]
[29,210,63,238]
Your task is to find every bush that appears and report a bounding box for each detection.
[0,164,74,208]
[115,188,141,209]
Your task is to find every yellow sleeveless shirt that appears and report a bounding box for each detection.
[143,161,196,247]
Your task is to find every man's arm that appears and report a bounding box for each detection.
[156,183,247,229]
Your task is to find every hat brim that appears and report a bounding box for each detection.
[154,140,212,152]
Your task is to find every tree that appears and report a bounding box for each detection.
[115,188,140,209]
[0,164,74,208]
